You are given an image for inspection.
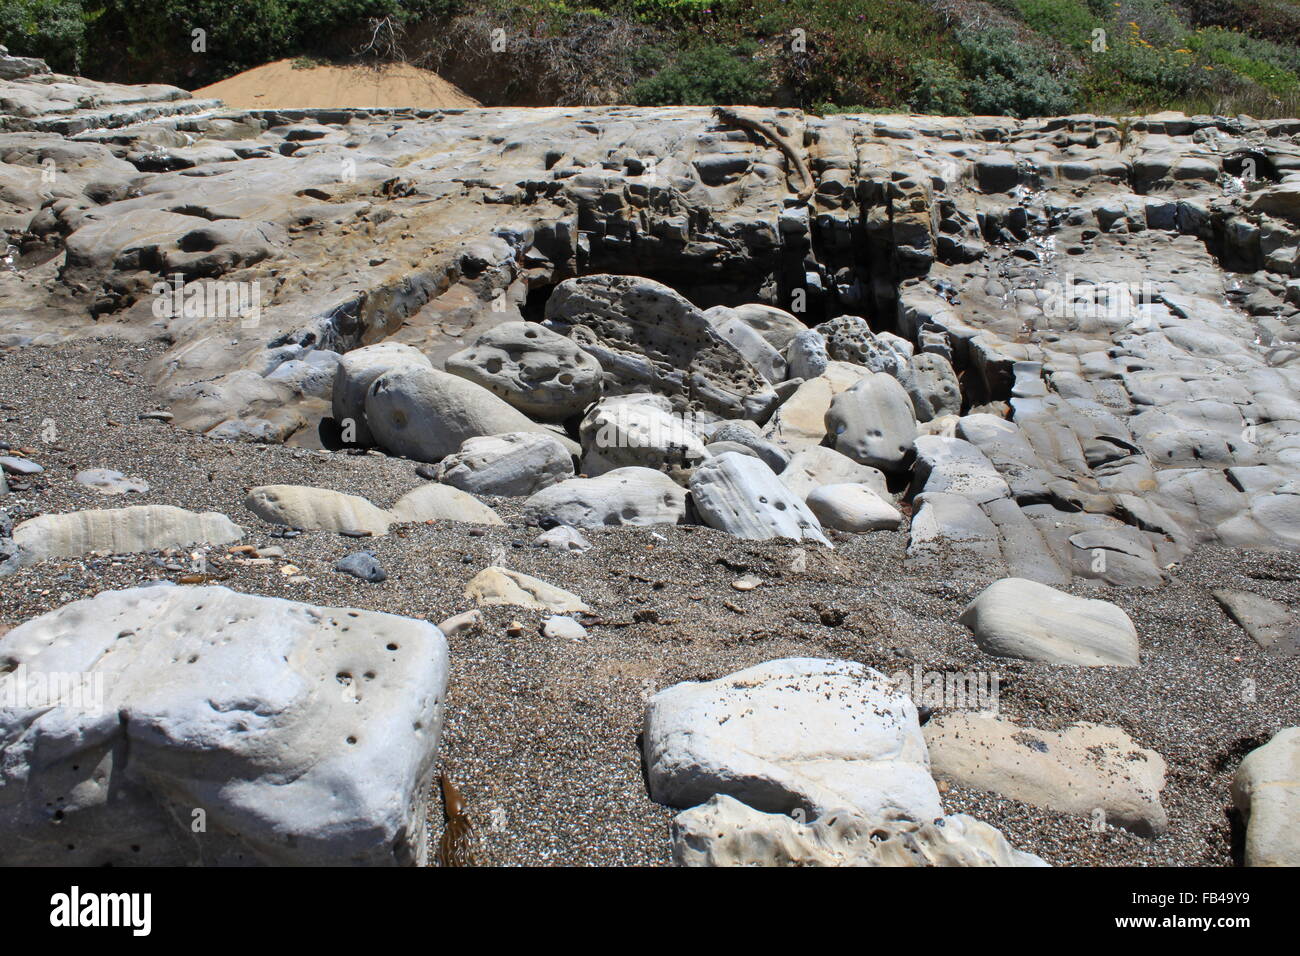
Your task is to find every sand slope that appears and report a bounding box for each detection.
[194,58,479,109]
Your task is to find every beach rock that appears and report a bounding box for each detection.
[365,365,572,463]
[523,467,686,528]
[959,578,1140,666]
[534,525,593,553]
[1232,728,1300,866]
[545,274,778,421]
[806,483,902,532]
[331,343,433,446]
[542,615,587,641]
[705,423,790,472]
[825,372,917,473]
[0,585,449,865]
[1213,589,1300,656]
[464,566,590,612]
[900,352,962,422]
[12,505,242,566]
[245,485,392,536]
[579,394,708,477]
[644,658,942,822]
[786,329,829,381]
[428,432,574,497]
[74,469,149,495]
[335,551,387,583]
[689,452,831,546]
[911,435,1010,504]
[0,457,42,475]
[266,349,340,399]
[779,446,888,500]
[925,714,1168,836]
[672,794,1047,867]
[444,321,602,421]
[763,362,869,452]
[705,309,788,383]
[388,483,503,526]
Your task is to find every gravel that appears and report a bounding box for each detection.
[1,337,1298,866]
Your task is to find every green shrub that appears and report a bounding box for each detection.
[0,0,93,73]
[958,27,1078,117]
[1014,0,1099,51]
[630,42,773,105]
[910,58,969,114]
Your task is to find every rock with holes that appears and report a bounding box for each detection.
[12,505,242,566]
[444,321,602,421]
[959,577,1140,666]
[428,432,574,497]
[365,365,576,463]
[689,452,831,546]
[672,794,1047,867]
[1232,728,1300,866]
[806,483,901,532]
[544,274,778,421]
[389,483,503,526]
[332,343,433,447]
[644,658,942,823]
[786,329,829,381]
[825,372,918,473]
[464,566,589,612]
[818,315,907,376]
[579,394,709,478]
[703,308,788,384]
[245,485,393,536]
[522,467,687,528]
[924,714,1168,836]
[0,584,449,865]
[900,352,962,422]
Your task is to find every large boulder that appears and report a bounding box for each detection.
[579,394,708,477]
[728,303,808,352]
[689,452,831,546]
[959,578,1140,666]
[900,352,962,422]
[544,274,778,421]
[806,483,901,532]
[444,321,602,421]
[644,658,942,822]
[780,445,888,500]
[825,372,918,473]
[246,485,393,535]
[1232,728,1300,866]
[522,467,687,528]
[331,343,433,446]
[429,432,574,497]
[364,365,576,463]
[672,794,1047,867]
[12,506,242,566]
[389,484,503,525]
[0,585,449,865]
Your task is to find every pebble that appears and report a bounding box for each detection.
[335,551,387,583]
[542,615,587,641]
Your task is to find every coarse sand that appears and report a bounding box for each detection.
[194,59,479,110]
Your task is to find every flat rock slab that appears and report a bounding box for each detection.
[12,505,242,566]
[643,657,942,823]
[672,793,1047,867]
[0,584,449,865]
[1213,589,1300,656]
[245,485,392,536]
[74,469,149,495]
[464,566,589,613]
[1232,727,1300,866]
[959,577,1140,666]
[925,714,1168,836]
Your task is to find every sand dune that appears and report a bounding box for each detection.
[194,58,479,109]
